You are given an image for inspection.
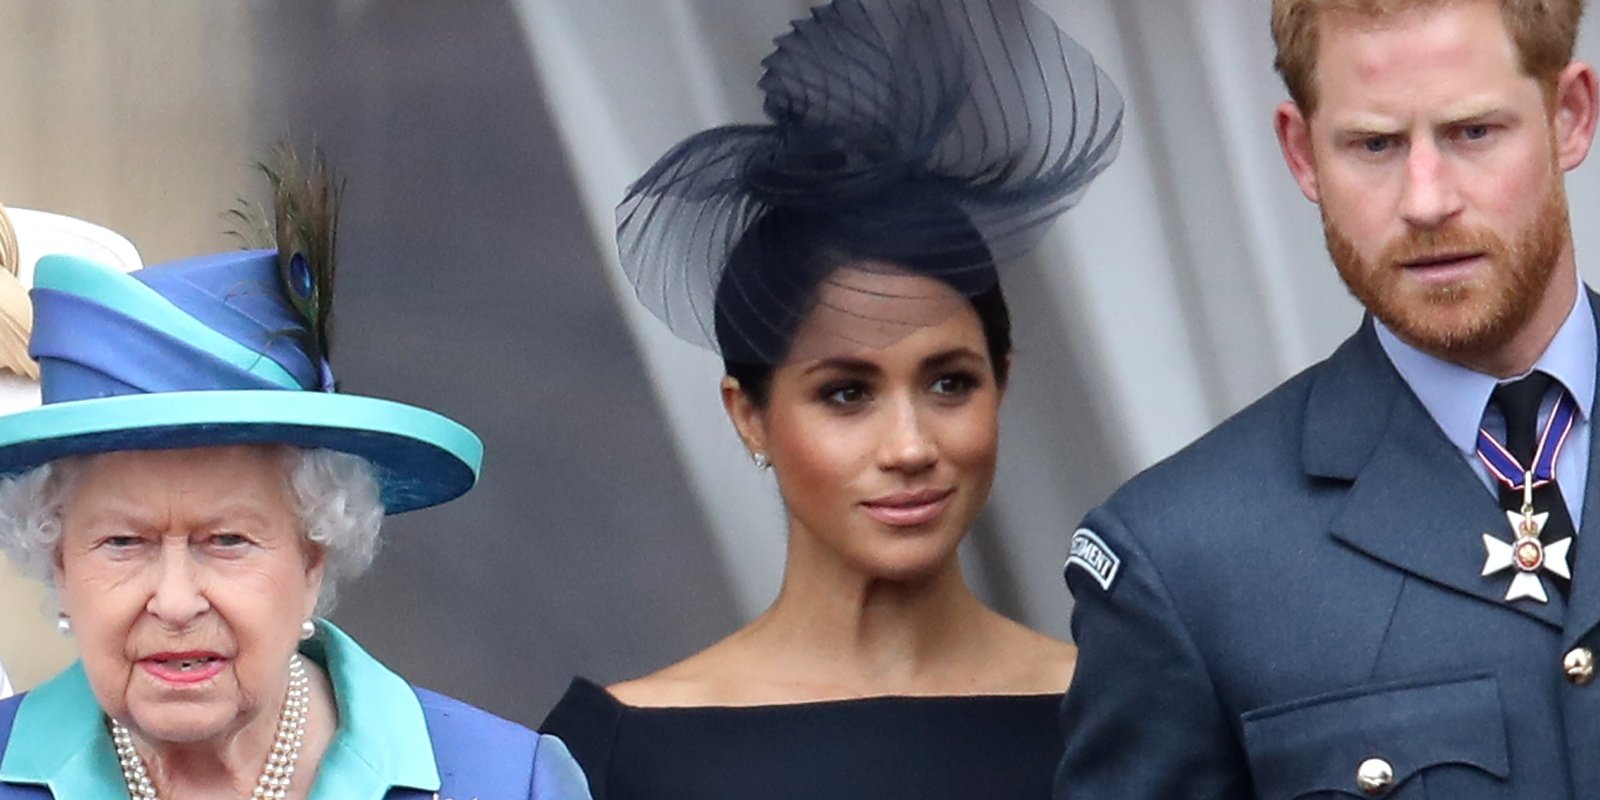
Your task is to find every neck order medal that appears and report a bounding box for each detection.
[1482,474,1573,603]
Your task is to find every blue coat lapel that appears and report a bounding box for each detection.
[1309,322,1565,628]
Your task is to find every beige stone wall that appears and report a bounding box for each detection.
[0,2,259,690]
[0,563,72,691]
[0,1,261,261]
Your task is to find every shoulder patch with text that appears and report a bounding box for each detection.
[1066,528,1121,591]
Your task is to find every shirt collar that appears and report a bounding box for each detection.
[1376,283,1596,456]
[304,620,441,798]
[0,620,440,800]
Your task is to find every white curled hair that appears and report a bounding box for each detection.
[0,459,73,590]
[0,447,385,614]
[287,448,385,613]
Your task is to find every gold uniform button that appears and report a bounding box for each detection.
[1565,647,1595,686]
[1356,758,1394,795]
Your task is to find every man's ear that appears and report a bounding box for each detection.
[1275,101,1322,203]
[1553,61,1600,171]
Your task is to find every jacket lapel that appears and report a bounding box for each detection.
[1563,289,1600,647]
[1311,322,1565,628]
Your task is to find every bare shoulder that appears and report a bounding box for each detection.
[1023,630,1079,693]
[985,614,1078,695]
[606,638,749,708]
[606,665,712,708]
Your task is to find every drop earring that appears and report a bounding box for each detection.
[56,614,72,636]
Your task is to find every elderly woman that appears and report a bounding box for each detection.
[0,157,590,799]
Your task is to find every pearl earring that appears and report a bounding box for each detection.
[752,452,771,470]
[56,614,72,636]
[300,619,316,640]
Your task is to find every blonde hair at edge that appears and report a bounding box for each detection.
[0,203,55,689]
[0,447,385,617]
[1271,0,1586,114]
[0,203,37,380]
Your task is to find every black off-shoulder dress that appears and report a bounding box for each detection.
[539,677,1065,800]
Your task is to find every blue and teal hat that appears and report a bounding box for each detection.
[0,250,482,513]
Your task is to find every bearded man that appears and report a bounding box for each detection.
[1056,1,1600,797]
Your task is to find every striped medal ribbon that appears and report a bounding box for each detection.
[1476,389,1578,604]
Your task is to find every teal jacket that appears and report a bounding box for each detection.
[0,622,590,800]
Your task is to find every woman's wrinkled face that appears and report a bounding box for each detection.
[728,266,1004,581]
[53,445,322,745]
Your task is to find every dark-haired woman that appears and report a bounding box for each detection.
[540,1,1123,798]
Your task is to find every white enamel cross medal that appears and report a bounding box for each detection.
[1482,475,1572,603]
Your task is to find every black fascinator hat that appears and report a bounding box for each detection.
[618,0,1124,364]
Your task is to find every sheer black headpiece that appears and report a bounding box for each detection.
[618,0,1124,363]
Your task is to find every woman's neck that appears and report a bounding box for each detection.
[140,737,264,797]
[735,529,1000,697]
[608,520,1076,708]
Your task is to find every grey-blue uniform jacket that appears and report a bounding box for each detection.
[1057,315,1600,799]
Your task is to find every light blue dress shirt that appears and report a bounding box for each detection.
[1376,284,1596,528]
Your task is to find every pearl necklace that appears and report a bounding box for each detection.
[111,654,310,800]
